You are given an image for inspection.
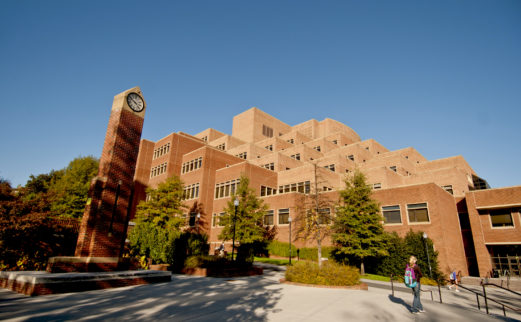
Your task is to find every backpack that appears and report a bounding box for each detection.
[404,264,417,288]
[450,271,457,281]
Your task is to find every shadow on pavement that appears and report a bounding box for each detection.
[0,273,283,321]
[388,294,413,312]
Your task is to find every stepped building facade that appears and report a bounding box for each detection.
[132,107,521,278]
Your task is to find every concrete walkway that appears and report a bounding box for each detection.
[0,268,519,322]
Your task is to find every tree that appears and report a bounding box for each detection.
[129,176,186,264]
[332,170,388,274]
[404,230,441,280]
[49,156,99,218]
[218,175,273,264]
[294,164,336,267]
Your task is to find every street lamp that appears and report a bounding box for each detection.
[232,197,239,261]
[423,232,432,278]
[288,216,292,265]
[196,213,201,234]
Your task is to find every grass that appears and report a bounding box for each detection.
[254,257,290,266]
[361,274,392,282]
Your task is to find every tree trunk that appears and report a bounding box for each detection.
[317,237,322,268]
[360,260,365,275]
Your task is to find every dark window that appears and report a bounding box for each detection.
[264,210,274,225]
[490,209,514,227]
[407,203,429,223]
[278,208,290,224]
[382,205,401,224]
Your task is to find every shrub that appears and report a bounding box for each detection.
[267,240,297,258]
[285,260,360,286]
[169,232,209,271]
[297,246,335,261]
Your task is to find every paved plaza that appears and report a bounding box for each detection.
[0,268,519,322]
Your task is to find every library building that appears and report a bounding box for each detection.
[131,107,521,278]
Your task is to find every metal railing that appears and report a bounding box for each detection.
[389,274,521,318]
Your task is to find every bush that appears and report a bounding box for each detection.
[169,232,209,271]
[297,246,335,261]
[285,261,360,286]
[268,240,297,258]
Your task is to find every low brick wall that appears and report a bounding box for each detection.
[0,270,171,296]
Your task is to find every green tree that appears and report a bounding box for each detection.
[49,156,98,218]
[129,176,186,264]
[332,170,388,274]
[404,230,441,280]
[218,175,272,264]
[375,232,408,277]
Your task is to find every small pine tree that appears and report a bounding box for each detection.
[332,170,388,274]
[218,175,271,264]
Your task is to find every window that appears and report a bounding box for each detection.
[216,143,226,151]
[182,157,203,174]
[324,164,335,172]
[214,179,240,199]
[236,152,247,160]
[212,213,218,227]
[150,162,168,178]
[407,203,429,223]
[373,183,382,190]
[490,209,514,227]
[442,185,454,195]
[263,162,274,171]
[278,208,290,224]
[189,212,197,227]
[278,181,310,195]
[390,166,397,172]
[153,142,171,160]
[202,136,208,142]
[265,144,273,151]
[347,155,354,161]
[318,208,331,225]
[332,140,337,145]
[382,205,401,224]
[260,185,277,197]
[313,146,321,152]
[264,210,274,225]
[290,153,301,160]
[262,125,273,138]
[183,183,200,200]
[287,139,294,144]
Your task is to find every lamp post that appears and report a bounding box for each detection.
[288,216,292,265]
[232,198,239,261]
[423,232,432,278]
[196,213,201,234]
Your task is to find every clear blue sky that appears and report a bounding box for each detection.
[1,1,520,188]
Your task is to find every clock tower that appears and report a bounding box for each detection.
[48,87,146,272]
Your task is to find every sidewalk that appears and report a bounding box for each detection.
[1,268,519,322]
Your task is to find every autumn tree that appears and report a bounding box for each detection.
[332,170,388,274]
[218,175,273,264]
[294,164,336,267]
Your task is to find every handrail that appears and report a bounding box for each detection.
[481,282,521,297]
[448,279,521,317]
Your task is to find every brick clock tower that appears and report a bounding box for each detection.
[48,87,146,272]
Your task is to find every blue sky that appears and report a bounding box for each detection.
[1,1,520,188]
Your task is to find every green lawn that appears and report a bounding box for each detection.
[254,257,290,266]
[360,273,391,282]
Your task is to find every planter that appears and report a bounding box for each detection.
[149,264,171,271]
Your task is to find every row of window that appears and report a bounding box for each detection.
[216,143,226,151]
[324,164,335,172]
[153,143,170,160]
[214,179,241,199]
[278,181,311,194]
[382,203,430,224]
[236,152,247,160]
[183,183,200,200]
[181,157,203,174]
[482,208,519,228]
[150,162,167,178]
[211,208,292,227]
[260,185,277,197]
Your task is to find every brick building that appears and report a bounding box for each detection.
[132,107,521,277]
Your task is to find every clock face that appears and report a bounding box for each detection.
[126,93,144,112]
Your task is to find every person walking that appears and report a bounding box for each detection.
[409,256,425,313]
[448,269,460,292]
